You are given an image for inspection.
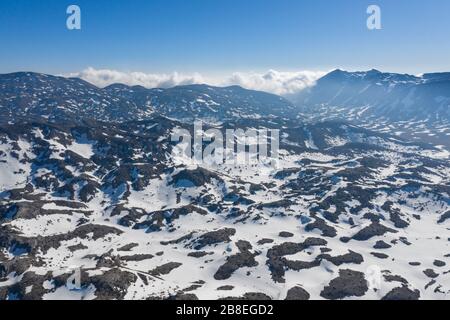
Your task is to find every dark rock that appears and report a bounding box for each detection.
[193,228,236,250]
[187,251,212,258]
[170,168,223,188]
[67,243,88,252]
[433,260,446,267]
[425,279,436,290]
[285,286,310,300]
[149,262,183,276]
[266,237,327,283]
[117,243,139,252]
[257,199,294,210]
[320,269,368,300]
[305,216,337,238]
[217,286,234,291]
[257,238,273,245]
[214,241,259,280]
[383,274,408,285]
[382,286,420,300]
[371,252,389,259]
[219,292,272,300]
[90,268,137,300]
[160,232,194,246]
[423,269,439,279]
[168,293,199,300]
[352,222,397,241]
[382,201,409,228]
[399,237,412,246]
[319,250,364,266]
[373,240,392,249]
[279,232,294,238]
[120,254,154,262]
[437,211,450,224]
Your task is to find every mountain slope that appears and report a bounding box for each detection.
[105,83,296,121]
[0,72,148,123]
[292,69,450,147]
[293,69,450,121]
[0,117,449,300]
[0,72,295,124]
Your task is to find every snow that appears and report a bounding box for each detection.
[67,136,95,159]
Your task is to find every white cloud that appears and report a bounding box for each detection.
[224,70,326,95]
[68,67,325,96]
[68,67,206,89]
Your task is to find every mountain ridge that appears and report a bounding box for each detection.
[0,71,295,123]
[293,69,450,121]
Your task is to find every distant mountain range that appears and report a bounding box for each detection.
[1,69,449,125]
[2,69,449,147]
[0,72,294,123]
[292,69,450,122]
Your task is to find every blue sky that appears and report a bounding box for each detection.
[1,0,450,89]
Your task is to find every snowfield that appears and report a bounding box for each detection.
[0,117,449,301]
[0,71,449,300]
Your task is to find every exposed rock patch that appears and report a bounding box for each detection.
[320,269,368,300]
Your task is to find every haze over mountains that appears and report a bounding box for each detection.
[294,69,450,121]
[0,69,449,300]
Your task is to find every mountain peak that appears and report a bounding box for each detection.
[367,68,382,74]
[422,72,450,82]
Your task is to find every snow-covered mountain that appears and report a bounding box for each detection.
[0,72,449,300]
[105,83,296,122]
[292,69,450,148]
[293,69,450,121]
[0,72,295,124]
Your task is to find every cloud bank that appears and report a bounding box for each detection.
[69,67,206,89]
[68,67,325,96]
[225,70,326,95]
